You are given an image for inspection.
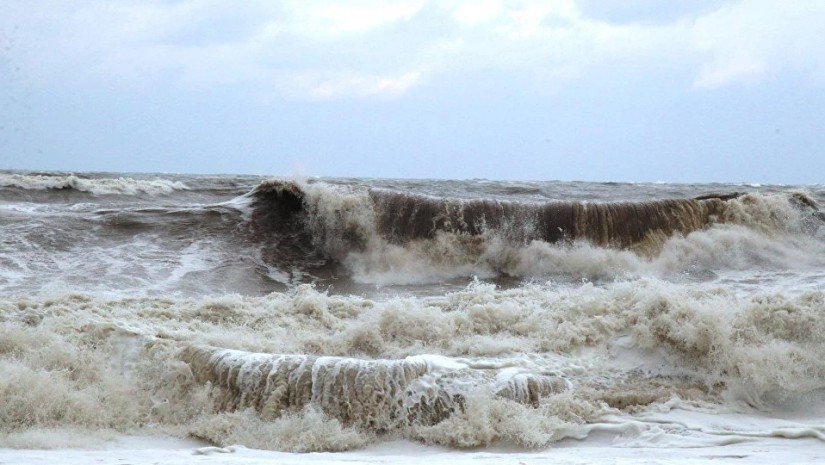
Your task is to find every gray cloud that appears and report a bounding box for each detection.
[3,0,824,100]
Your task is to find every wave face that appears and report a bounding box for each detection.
[368,190,725,247]
[2,171,825,452]
[249,180,731,252]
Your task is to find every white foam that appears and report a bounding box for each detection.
[342,219,825,287]
[0,230,263,298]
[3,279,825,452]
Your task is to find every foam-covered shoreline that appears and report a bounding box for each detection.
[4,433,825,465]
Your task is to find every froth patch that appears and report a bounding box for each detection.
[5,282,825,451]
[0,427,118,449]
[188,408,371,452]
[409,392,585,448]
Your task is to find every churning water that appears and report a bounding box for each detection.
[2,170,825,451]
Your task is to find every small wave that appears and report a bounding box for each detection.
[180,346,565,431]
[0,173,189,195]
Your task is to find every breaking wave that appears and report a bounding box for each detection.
[244,180,825,285]
[2,176,823,298]
[0,173,189,196]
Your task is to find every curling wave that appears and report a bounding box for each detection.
[245,180,824,284]
[250,180,733,252]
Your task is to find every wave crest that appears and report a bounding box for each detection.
[0,173,189,195]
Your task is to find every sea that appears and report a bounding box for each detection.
[2,170,825,456]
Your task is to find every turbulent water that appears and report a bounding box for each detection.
[2,170,825,451]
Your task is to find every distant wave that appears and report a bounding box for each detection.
[0,173,189,195]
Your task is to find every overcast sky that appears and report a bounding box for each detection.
[1,0,824,183]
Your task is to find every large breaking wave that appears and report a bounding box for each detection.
[245,180,825,285]
[250,180,729,252]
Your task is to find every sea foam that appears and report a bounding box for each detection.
[2,281,825,450]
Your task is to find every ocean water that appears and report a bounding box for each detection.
[2,170,825,452]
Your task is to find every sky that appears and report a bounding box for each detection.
[1,0,824,183]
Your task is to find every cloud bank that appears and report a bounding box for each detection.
[3,0,824,100]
